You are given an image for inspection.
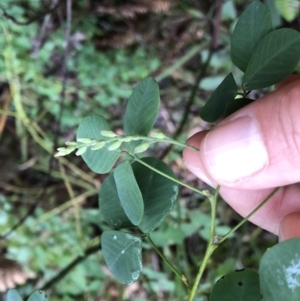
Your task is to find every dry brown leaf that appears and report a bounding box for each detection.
[0,257,35,292]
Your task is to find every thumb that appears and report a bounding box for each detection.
[184,76,300,189]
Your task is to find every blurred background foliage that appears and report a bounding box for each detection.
[0,0,299,300]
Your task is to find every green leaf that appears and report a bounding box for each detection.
[132,157,179,233]
[76,115,120,174]
[274,0,299,22]
[99,173,134,229]
[200,73,238,123]
[6,290,23,301]
[223,98,254,118]
[114,161,144,226]
[101,230,142,285]
[27,291,48,301]
[295,60,300,74]
[124,77,160,136]
[210,269,261,301]
[243,28,300,90]
[231,1,273,72]
[260,238,300,301]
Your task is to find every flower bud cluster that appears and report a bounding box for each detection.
[54,130,168,157]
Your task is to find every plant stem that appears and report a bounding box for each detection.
[147,234,191,290]
[132,155,210,197]
[133,135,199,152]
[219,187,281,244]
[39,243,101,291]
[188,186,220,301]
[74,134,200,153]
[155,41,209,82]
[160,46,214,159]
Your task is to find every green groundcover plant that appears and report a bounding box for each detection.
[7,1,300,301]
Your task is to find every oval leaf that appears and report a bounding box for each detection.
[114,161,144,226]
[260,238,300,301]
[27,291,48,301]
[101,230,142,285]
[200,73,238,123]
[6,289,23,301]
[210,269,260,301]
[76,115,120,174]
[223,98,254,118]
[99,173,134,229]
[231,1,273,72]
[243,28,300,90]
[131,157,179,233]
[295,60,300,74]
[124,77,160,136]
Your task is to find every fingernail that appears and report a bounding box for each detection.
[204,116,268,183]
[279,212,300,242]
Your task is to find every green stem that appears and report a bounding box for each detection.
[188,186,220,301]
[159,44,215,159]
[132,155,210,197]
[209,186,219,240]
[219,187,281,244]
[147,234,191,290]
[76,135,199,153]
[130,135,199,152]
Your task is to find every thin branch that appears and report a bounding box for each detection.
[39,244,101,291]
[147,234,191,290]
[0,0,73,239]
[159,48,214,159]
[159,0,222,159]
[219,187,281,244]
[50,0,72,162]
[0,1,61,26]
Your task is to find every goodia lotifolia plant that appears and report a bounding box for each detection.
[55,2,300,300]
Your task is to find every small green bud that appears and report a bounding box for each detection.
[151,131,166,139]
[75,146,88,156]
[120,136,133,142]
[65,141,78,146]
[77,137,93,144]
[101,130,118,138]
[65,145,77,152]
[134,142,151,154]
[90,141,106,150]
[130,135,141,141]
[54,151,67,157]
[55,146,77,157]
[57,147,67,152]
[107,140,122,151]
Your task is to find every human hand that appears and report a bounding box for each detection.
[183,75,300,242]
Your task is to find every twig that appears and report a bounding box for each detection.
[159,49,214,159]
[50,0,72,165]
[39,243,101,291]
[31,0,58,57]
[159,1,222,159]
[0,1,61,26]
[0,0,74,239]
[219,187,281,244]
[147,234,191,289]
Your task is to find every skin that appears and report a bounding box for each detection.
[183,75,300,242]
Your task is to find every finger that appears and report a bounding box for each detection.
[184,130,218,187]
[184,136,300,234]
[276,74,300,89]
[279,212,300,241]
[219,184,300,235]
[184,77,300,189]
